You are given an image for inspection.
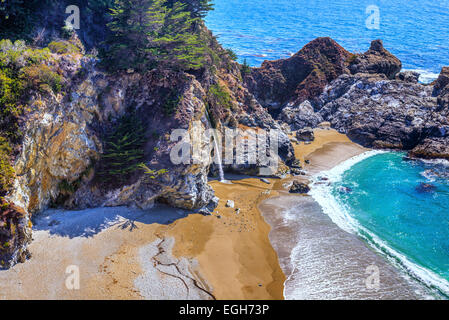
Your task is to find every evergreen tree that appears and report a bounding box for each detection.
[98,113,146,184]
[102,0,166,71]
[154,1,205,70]
[165,0,213,19]
[102,0,208,72]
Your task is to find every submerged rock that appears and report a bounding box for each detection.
[415,183,436,193]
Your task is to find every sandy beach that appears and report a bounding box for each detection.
[0,176,287,300]
[261,129,431,299]
[1,128,421,300]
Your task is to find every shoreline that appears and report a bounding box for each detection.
[259,129,433,299]
[0,129,436,300]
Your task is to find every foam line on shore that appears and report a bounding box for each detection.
[309,150,449,297]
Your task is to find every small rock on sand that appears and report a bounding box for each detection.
[226,200,235,208]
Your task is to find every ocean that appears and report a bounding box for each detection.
[310,152,449,298]
[205,0,449,82]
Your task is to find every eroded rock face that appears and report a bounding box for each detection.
[278,100,323,131]
[9,57,103,214]
[244,37,353,113]
[313,67,449,159]
[433,67,449,110]
[349,40,402,79]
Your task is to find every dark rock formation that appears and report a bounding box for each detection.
[289,181,310,194]
[396,71,420,83]
[317,73,437,149]
[349,40,402,79]
[0,199,31,268]
[244,37,353,114]
[433,67,449,110]
[415,183,436,193]
[296,127,315,142]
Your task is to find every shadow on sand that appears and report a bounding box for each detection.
[32,205,191,238]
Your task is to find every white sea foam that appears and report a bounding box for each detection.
[309,150,449,297]
[404,68,440,84]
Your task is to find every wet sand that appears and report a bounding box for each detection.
[261,129,431,299]
[0,128,425,300]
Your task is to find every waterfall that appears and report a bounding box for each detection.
[205,109,225,182]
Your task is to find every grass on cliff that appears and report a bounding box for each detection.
[208,83,232,110]
[0,39,64,141]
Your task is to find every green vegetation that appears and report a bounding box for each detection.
[139,163,167,179]
[0,137,14,195]
[0,0,45,40]
[48,40,81,55]
[241,59,251,75]
[208,83,232,109]
[225,48,238,61]
[165,0,213,19]
[97,113,146,184]
[0,39,59,141]
[163,88,181,116]
[101,0,212,72]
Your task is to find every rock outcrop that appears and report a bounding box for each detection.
[244,37,353,114]
[349,40,402,79]
[1,26,296,267]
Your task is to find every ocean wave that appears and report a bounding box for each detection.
[310,151,449,297]
[404,69,440,84]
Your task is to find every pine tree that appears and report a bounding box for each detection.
[153,1,206,70]
[98,113,146,184]
[102,0,166,71]
[165,0,214,19]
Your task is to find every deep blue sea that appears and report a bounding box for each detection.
[311,152,449,297]
[206,0,449,82]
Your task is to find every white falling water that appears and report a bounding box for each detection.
[205,109,225,182]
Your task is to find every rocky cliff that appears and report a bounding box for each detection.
[0,25,293,267]
[1,3,448,269]
[245,39,449,160]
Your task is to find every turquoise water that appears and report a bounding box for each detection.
[206,0,449,79]
[329,152,449,296]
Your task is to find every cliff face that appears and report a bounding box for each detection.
[0,27,294,267]
[244,39,449,160]
[244,37,353,116]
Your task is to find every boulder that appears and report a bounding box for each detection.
[289,181,310,194]
[296,127,315,142]
[225,200,235,208]
[395,71,420,83]
[278,100,323,131]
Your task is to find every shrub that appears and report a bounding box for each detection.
[21,64,63,94]
[48,41,80,55]
[241,59,251,75]
[163,89,181,116]
[225,48,238,61]
[208,83,232,109]
[0,137,14,195]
